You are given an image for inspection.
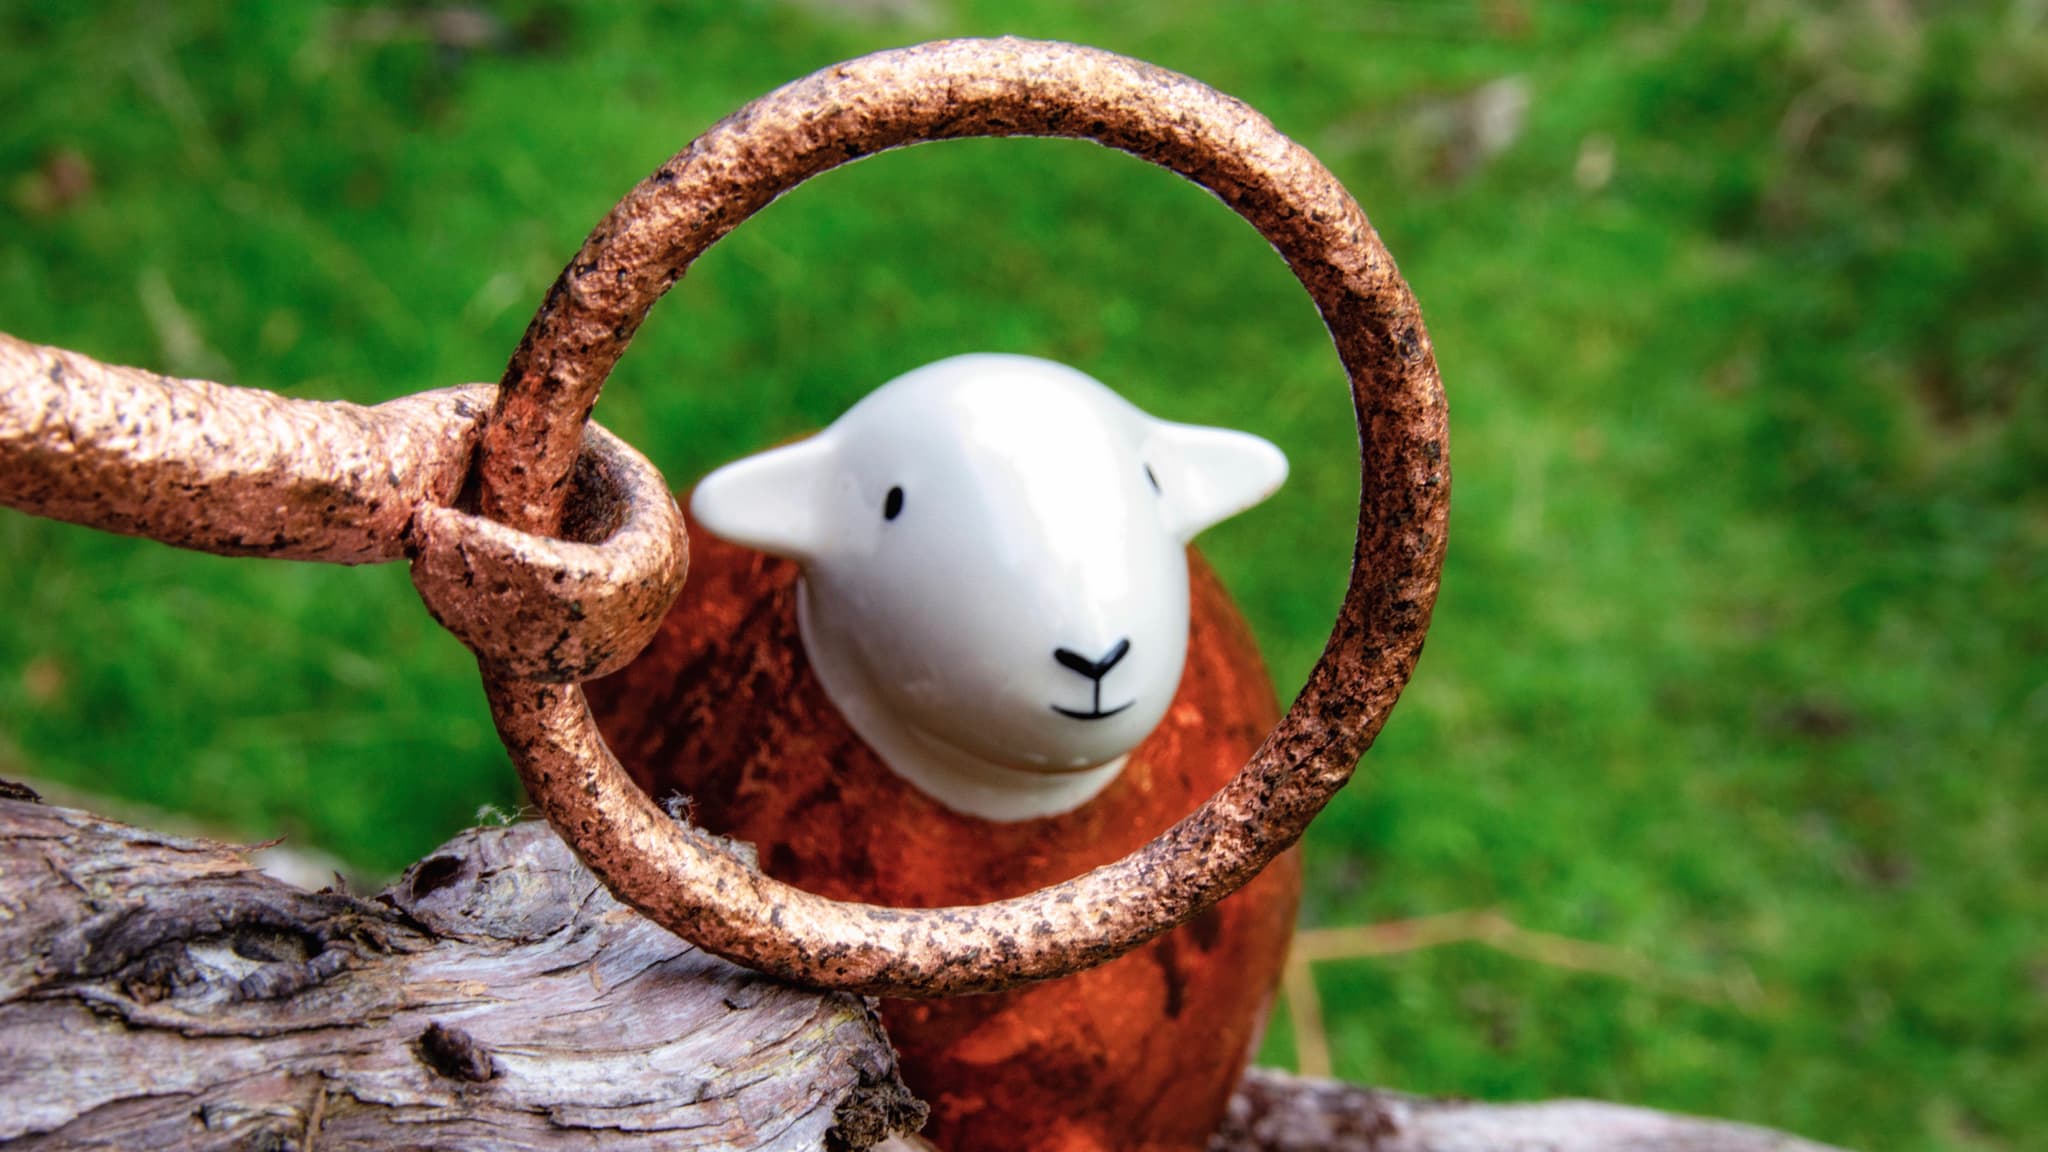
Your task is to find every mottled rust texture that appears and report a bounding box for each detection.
[0,332,487,564]
[479,38,1448,997]
[409,421,686,684]
[0,332,686,692]
[590,519,1299,1152]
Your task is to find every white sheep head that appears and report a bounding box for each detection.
[693,354,1286,821]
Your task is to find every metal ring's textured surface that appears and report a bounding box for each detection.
[0,330,684,688]
[478,37,1449,996]
[0,333,490,565]
[411,423,687,684]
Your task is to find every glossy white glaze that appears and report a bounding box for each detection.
[693,354,1285,821]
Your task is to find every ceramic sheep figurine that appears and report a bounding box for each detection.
[588,354,1301,1152]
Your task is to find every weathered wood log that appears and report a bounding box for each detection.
[0,792,924,1150]
[869,1069,1851,1152]
[0,789,1850,1152]
[1206,1068,1846,1152]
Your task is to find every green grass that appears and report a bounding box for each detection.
[3,4,2042,1149]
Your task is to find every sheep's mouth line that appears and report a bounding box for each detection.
[1050,701,1135,722]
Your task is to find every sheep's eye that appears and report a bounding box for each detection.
[1144,464,1162,494]
[884,486,905,521]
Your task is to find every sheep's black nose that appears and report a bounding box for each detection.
[1054,638,1131,682]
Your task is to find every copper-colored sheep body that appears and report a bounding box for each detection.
[589,512,1300,1152]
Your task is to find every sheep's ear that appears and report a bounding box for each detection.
[691,436,838,561]
[1149,421,1288,542]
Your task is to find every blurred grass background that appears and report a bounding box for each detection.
[2,2,2042,1148]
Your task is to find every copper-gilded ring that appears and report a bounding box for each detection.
[411,419,686,684]
[474,37,1450,997]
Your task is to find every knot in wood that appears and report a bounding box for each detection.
[418,1021,497,1083]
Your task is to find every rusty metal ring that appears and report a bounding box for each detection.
[0,337,496,565]
[475,38,1449,996]
[411,420,687,684]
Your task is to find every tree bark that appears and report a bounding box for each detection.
[0,789,1850,1152]
[1207,1068,1847,1152]
[0,793,923,1150]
